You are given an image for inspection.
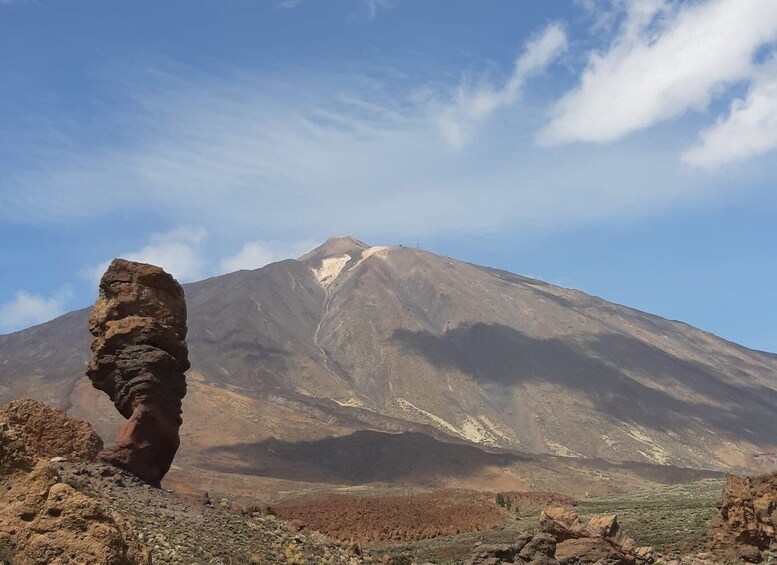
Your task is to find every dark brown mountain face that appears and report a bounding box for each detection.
[1,236,776,493]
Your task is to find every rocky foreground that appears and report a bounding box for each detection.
[0,399,373,565]
[2,398,777,564]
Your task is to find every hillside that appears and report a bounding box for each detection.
[1,236,775,494]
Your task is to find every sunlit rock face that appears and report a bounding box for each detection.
[87,258,189,487]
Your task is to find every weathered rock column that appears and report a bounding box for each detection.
[87,259,189,487]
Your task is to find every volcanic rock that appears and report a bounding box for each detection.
[0,417,34,477]
[0,398,103,462]
[467,533,559,565]
[0,461,150,565]
[539,507,654,564]
[0,400,149,565]
[708,472,777,563]
[86,259,189,487]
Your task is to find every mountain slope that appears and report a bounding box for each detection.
[1,236,775,483]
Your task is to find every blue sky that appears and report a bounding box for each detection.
[1,0,776,352]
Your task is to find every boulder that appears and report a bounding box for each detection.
[540,507,585,541]
[555,538,628,565]
[708,472,777,563]
[0,399,103,462]
[468,533,559,565]
[86,259,189,487]
[539,507,654,565]
[0,400,149,565]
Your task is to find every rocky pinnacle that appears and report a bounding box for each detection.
[86,259,189,487]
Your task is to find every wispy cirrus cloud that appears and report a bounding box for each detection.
[3,2,774,259]
[0,62,707,242]
[436,23,567,148]
[538,0,777,147]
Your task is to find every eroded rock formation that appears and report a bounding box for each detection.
[468,507,654,565]
[0,400,150,565]
[87,259,189,487]
[708,472,777,563]
[539,506,654,565]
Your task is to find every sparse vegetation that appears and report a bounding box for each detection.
[368,479,725,564]
[390,555,411,565]
[575,479,723,554]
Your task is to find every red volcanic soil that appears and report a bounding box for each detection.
[273,490,508,543]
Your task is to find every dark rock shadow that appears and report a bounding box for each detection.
[202,430,526,485]
[391,323,777,446]
[201,430,720,486]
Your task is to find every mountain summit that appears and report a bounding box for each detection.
[1,237,776,490]
[298,235,370,263]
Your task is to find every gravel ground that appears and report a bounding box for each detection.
[56,460,376,565]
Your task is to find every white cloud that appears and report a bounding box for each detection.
[85,227,207,284]
[0,289,71,333]
[683,58,777,168]
[219,239,317,273]
[538,0,777,145]
[437,23,567,148]
[0,40,760,248]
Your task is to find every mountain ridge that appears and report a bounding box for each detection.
[1,236,776,492]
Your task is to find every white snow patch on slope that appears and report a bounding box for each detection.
[313,255,351,287]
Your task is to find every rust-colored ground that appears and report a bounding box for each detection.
[273,490,508,542]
